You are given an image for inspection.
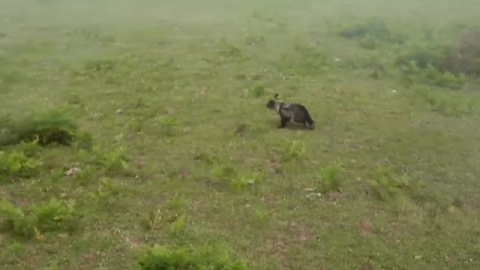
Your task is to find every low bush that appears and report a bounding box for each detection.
[138,244,247,270]
[368,166,412,201]
[279,140,306,162]
[441,29,480,76]
[211,164,263,192]
[396,29,480,88]
[156,115,179,136]
[0,198,80,238]
[78,145,129,174]
[416,86,474,116]
[99,145,129,172]
[229,173,264,193]
[0,109,83,147]
[398,53,469,90]
[211,165,238,180]
[316,163,342,194]
[396,45,451,70]
[0,150,43,182]
[338,18,405,44]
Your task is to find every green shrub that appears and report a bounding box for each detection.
[229,173,264,193]
[13,135,42,156]
[0,150,43,181]
[72,165,95,185]
[194,152,217,166]
[31,198,79,233]
[396,45,451,70]
[368,166,412,201]
[424,67,468,89]
[167,195,188,211]
[316,163,342,194]
[0,109,81,147]
[358,34,379,50]
[338,18,405,44]
[100,145,128,172]
[94,177,123,201]
[212,165,238,180]
[395,40,471,89]
[0,198,80,238]
[279,140,305,162]
[442,29,480,76]
[252,208,267,225]
[399,58,468,90]
[82,145,129,173]
[0,211,38,239]
[397,29,480,79]
[0,241,24,263]
[416,86,474,116]
[156,115,179,136]
[211,164,263,192]
[140,209,162,231]
[169,214,186,237]
[138,245,247,270]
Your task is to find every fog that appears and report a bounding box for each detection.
[1,0,479,269]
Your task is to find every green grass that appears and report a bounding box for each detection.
[1,0,480,269]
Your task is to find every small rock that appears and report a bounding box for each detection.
[306,193,322,198]
[58,233,69,238]
[116,109,123,114]
[65,167,82,177]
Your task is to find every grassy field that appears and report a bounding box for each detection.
[1,0,480,269]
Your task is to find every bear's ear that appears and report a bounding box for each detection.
[273,93,280,99]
